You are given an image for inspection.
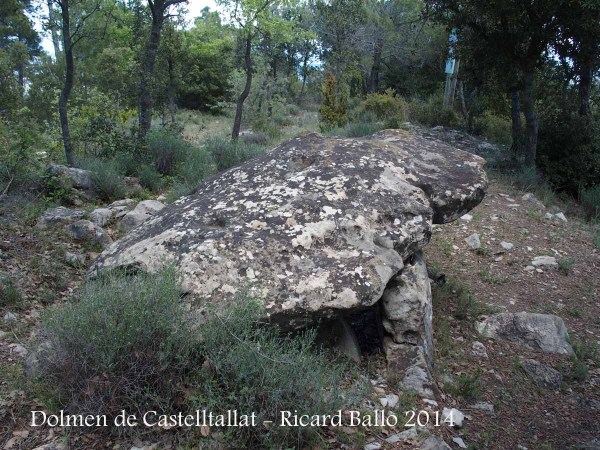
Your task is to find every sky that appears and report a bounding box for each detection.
[38,0,220,56]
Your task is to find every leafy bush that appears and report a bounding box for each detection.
[361,89,408,127]
[194,299,350,448]
[176,145,217,190]
[472,112,512,145]
[147,128,192,176]
[409,95,461,128]
[579,184,600,220]
[444,371,482,400]
[537,110,600,195]
[204,135,264,172]
[39,268,200,418]
[0,115,45,190]
[84,159,126,201]
[558,257,576,275]
[251,116,282,140]
[138,164,164,193]
[114,152,139,177]
[241,132,268,145]
[41,172,75,205]
[0,276,22,308]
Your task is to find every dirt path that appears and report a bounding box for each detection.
[423,177,600,450]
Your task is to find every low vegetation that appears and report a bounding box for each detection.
[36,269,354,447]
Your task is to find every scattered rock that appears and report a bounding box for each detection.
[3,311,17,322]
[90,208,113,227]
[465,233,481,249]
[0,330,6,339]
[554,212,567,222]
[544,212,568,223]
[119,210,152,231]
[460,214,473,221]
[476,312,573,354]
[64,251,86,266]
[119,200,166,231]
[500,241,514,250]
[521,193,545,209]
[32,442,67,450]
[47,164,93,189]
[470,402,495,414]
[65,220,113,247]
[134,199,166,215]
[420,435,452,450]
[364,442,381,450]
[532,256,557,267]
[8,343,27,356]
[385,393,399,408]
[108,199,136,209]
[36,206,85,228]
[471,341,488,358]
[385,428,418,443]
[452,436,467,449]
[520,359,563,389]
[441,407,464,428]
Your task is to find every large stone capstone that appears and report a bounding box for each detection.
[90,130,486,331]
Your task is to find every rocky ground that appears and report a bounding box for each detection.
[0,127,599,450]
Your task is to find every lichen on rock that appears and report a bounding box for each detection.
[89,130,487,386]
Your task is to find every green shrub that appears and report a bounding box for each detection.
[473,112,512,145]
[444,371,482,400]
[39,268,200,418]
[361,89,407,126]
[204,135,264,172]
[84,158,126,201]
[319,71,348,131]
[538,110,600,195]
[409,96,461,128]
[147,128,191,176]
[511,165,542,191]
[174,145,218,195]
[579,185,600,220]
[114,152,139,177]
[0,276,22,308]
[0,115,45,189]
[558,257,576,275]
[138,164,164,193]
[194,299,351,448]
[251,116,282,140]
[41,172,74,205]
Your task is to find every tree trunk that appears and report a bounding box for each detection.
[139,7,164,141]
[232,34,252,141]
[457,80,468,123]
[47,0,62,61]
[367,37,383,93]
[167,56,176,124]
[521,69,538,168]
[58,0,75,166]
[510,89,523,158]
[578,61,592,116]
